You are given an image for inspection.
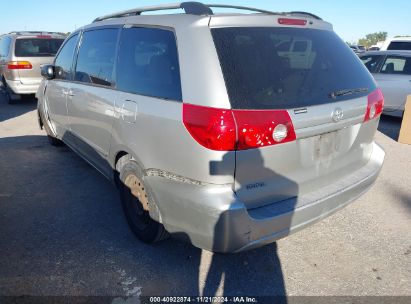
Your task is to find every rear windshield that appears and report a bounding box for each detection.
[15,38,64,57]
[387,41,411,51]
[212,27,376,109]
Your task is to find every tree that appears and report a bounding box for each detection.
[358,31,388,47]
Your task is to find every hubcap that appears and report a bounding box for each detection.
[124,174,149,212]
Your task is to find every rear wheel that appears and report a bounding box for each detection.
[4,90,14,104]
[1,78,13,104]
[117,156,168,243]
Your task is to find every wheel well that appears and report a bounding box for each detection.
[114,151,129,188]
[115,151,129,168]
[37,110,44,129]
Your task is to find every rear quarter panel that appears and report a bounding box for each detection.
[108,16,236,185]
[109,93,236,185]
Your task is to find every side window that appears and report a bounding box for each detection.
[0,37,11,57]
[381,56,411,75]
[360,55,383,73]
[0,38,4,57]
[116,27,182,101]
[75,28,118,87]
[54,34,78,80]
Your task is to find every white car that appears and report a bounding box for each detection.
[360,50,411,117]
[380,37,411,51]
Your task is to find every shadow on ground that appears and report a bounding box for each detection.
[378,114,403,141]
[0,135,287,298]
[0,88,37,123]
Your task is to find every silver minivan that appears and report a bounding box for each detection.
[37,2,385,253]
[0,31,65,103]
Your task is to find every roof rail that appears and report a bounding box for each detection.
[93,2,213,22]
[7,31,64,36]
[206,4,278,15]
[93,2,322,22]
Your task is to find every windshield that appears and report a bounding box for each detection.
[15,38,64,57]
[212,27,376,109]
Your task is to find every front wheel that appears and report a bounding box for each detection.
[117,156,168,243]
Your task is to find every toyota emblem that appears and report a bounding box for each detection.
[332,108,344,122]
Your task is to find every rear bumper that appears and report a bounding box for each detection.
[147,142,385,253]
[5,79,40,95]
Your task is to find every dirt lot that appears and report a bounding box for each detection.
[0,91,410,300]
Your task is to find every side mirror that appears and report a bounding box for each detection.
[41,64,55,80]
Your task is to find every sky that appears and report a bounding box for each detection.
[0,0,410,42]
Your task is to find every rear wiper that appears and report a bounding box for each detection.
[329,87,368,99]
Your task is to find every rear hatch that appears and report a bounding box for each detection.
[211,23,382,209]
[14,36,64,85]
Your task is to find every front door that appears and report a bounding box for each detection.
[45,34,79,137]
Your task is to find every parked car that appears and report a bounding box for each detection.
[37,2,385,253]
[380,37,411,51]
[349,45,366,54]
[0,31,65,104]
[360,50,411,117]
[368,46,380,51]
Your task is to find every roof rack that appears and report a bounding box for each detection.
[93,1,322,22]
[7,31,65,36]
[93,2,213,22]
[206,4,278,15]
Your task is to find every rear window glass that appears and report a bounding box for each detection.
[212,27,376,109]
[15,38,64,57]
[387,41,411,51]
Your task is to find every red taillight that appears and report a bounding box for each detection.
[183,104,296,151]
[278,18,307,26]
[233,110,296,150]
[364,88,384,122]
[36,35,52,38]
[7,61,32,70]
[183,104,237,151]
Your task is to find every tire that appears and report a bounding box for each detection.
[4,90,14,104]
[1,78,12,104]
[1,79,19,105]
[117,156,168,243]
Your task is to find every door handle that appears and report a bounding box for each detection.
[121,100,138,123]
[62,89,75,97]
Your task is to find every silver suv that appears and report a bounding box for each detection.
[0,31,65,103]
[36,2,385,253]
